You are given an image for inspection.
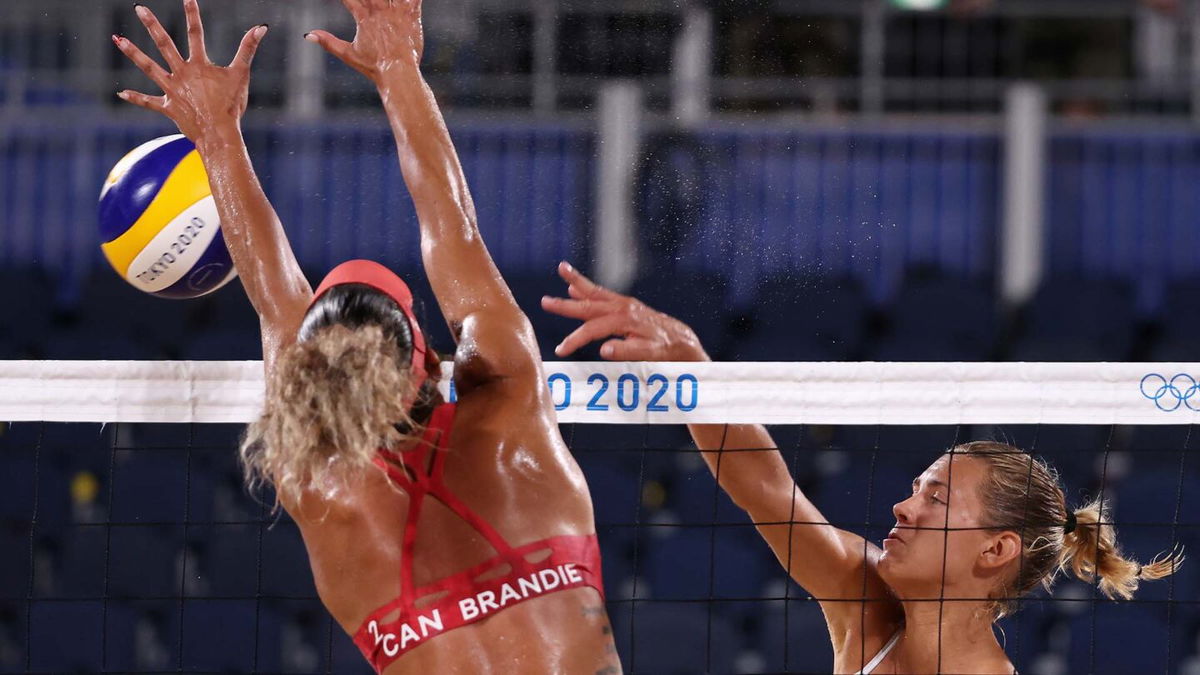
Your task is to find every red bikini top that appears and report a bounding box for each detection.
[352,403,605,672]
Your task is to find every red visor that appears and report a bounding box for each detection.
[311,260,429,405]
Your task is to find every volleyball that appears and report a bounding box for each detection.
[98,134,237,299]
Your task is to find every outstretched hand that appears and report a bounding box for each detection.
[305,0,424,83]
[541,262,710,363]
[113,0,267,142]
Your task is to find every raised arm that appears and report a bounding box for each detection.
[542,263,889,606]
[307,1,534,380]
[114,0,312,372]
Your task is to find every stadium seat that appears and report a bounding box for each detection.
[167,599,283,673]
[28,600,138,672]
[1013,279,1137,361]
[876,273,997,361]
[728,277,866,362]
[754,596,835,673]
[260,522,319,602]
[0,266,53,346]
[666,466,750,526]
[1067,604,1178,674]
[40,330,146,360]
[0,527,31,603]
[107,526,186,600]
[1158,279,1200,344]
[110,450,202,524]
[611,602,738,674]
[180,328,263,360]
[201,524,264,598]
[645,526,771,601]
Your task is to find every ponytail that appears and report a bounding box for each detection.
[1058,498,1185,601]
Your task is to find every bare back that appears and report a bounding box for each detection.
[284,365,617,674]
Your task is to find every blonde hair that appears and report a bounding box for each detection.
[240,323,421,506]
[955,441,1184,618]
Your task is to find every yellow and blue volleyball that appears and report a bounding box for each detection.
[98,134,237,299]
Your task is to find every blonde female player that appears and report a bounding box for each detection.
[543,263,1183,675]
[113,1,618,673]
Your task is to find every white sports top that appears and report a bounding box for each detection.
[855,629,902,675]
[853,630,1018,675]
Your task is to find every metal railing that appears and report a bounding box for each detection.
[2,0,1197,118]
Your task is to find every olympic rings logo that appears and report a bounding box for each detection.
[1140,373,1200,412]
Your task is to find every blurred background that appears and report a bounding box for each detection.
[1,0,1199,673]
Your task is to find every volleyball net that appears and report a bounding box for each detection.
[0,361,1197,674]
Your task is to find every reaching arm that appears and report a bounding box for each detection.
[542,263,883,602]
[114,0,311,373]
[307,1,535,385]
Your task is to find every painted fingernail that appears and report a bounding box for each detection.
[117,91,130,100]
[601,344,614,358]
[304,32,318,43]
[134,4,148,18]
[111,34,124,45]
[254,24,268,38]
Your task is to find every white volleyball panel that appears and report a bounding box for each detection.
[123,196,222,293]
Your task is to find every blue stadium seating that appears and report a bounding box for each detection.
[56,526,107,600]
[27,600,138,673]
[577,458,644,530]
[1067,604,1178,673]
[0,528,30,605]
[754,597,834,673]
[1158,279,1200,344]
[667,466,751,526]
[1012,279,1137,361]
[40,331,146,361]
[645,527,771,602]
[612,602,738,674]
[168,599,283,672]
[728,277,867,362]
[180,328,264,360]
[110,450,208,524]
[107,526,185,600]
[0,267,52,349]
[873,273,997,361]
[259,522,319,602]
[201,524,265,598]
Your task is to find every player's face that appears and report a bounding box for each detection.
[878,454,997,598]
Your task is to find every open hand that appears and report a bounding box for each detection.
[113,0,266,142]
[540,262,709,363]
[305,0,424,83]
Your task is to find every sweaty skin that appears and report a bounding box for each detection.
[115,2,618,673]
[543,263,1016,675]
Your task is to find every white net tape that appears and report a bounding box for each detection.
[3,360,1200,425]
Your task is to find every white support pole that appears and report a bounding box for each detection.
[1001,83,1048,307]
[286,0,325,120]
[533,1,559,114]
[595,81,644,292]
[1192,0,1200,123]
[672,5,713,127]
[860,0,887,115]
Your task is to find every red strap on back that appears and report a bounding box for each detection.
[356,404,606,671]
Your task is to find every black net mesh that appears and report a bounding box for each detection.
[0,419,1195,674]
